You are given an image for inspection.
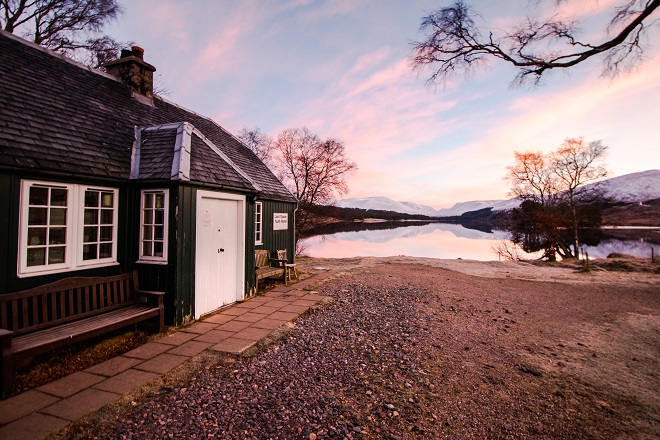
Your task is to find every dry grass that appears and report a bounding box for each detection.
[12,330,150,397]
[531,254,660,274]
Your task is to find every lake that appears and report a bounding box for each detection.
[300,222,659,260]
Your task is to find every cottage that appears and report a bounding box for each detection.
[0,31,297,326]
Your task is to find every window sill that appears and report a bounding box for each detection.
[136,259,169,265]
[17,261,120,278]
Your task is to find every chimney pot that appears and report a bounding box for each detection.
[131,46,144,60]
[120,49,132,58]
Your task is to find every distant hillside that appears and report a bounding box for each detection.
[337,170,660,217]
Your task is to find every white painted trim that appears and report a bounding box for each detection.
[137,188,169,264]
[255,201,263,245]
[172,122,192,181]
[17,180,119,278]
[130,126,141,180]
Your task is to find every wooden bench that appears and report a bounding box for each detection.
[0,271,164,399]
[255,250,285,293]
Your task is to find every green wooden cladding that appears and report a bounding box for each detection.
[0,174,296,326]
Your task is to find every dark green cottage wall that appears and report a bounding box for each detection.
[131,182,182,326]
[0,173,296,326]
[247,199,296,295]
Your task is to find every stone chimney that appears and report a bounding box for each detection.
[104,46,156,99]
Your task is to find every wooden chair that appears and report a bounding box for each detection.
[275,250,298,284]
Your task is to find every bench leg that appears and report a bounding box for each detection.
[1,330,14,400]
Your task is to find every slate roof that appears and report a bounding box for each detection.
[0,31,296,202]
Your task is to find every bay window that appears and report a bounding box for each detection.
[18,180,118,277]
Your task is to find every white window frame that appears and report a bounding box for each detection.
[254,201,263,245]
[76,186,119,268]
[18,180,119,278]
[137,189,169,264]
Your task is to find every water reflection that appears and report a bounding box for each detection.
[300,223,659,260]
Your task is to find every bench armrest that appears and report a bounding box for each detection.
[135,289,165,307]
[0,329,13,338]
[269,258,288,266]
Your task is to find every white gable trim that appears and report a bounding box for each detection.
[131,122,258,189]
[190,127,262,191]
[130,126,141,180]
[172,122,192,181]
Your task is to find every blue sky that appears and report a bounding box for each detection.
[109,1,660,209]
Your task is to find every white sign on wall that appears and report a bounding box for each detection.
[273,213,288,230]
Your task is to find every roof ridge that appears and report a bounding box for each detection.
[156,95,218,125]
[0,29,121,84]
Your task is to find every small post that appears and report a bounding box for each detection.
[582,251,591,273]
[652,247,655,263]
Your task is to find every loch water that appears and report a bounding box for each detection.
[300,222,659,260]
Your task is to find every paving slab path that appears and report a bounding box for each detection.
[0,269,334,440]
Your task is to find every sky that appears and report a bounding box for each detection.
[108,0,660,209]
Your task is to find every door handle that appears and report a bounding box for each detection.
[218,248,225,253]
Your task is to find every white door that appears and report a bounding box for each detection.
[195,191,245,318]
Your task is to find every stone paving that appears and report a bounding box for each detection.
[0,269,334,440]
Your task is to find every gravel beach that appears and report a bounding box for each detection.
[67,257,659,439]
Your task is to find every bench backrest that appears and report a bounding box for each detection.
[0,272,137,335]
[275,249,287,267]
[255,250,271,268]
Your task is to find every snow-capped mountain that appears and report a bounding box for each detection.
[585,169,660,202]
[337,170,660,217]
[434,199,521,217]
[335,197,440,217]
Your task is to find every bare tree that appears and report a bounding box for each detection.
[503,137,608,259]
[552,138,609,256]
[237,127,274,167]
[505,151,559,207]
[274,127,357,206]
[411,0,660,86]
[1,0,126,67]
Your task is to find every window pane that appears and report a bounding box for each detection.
[48,246,65,264]
[49,227,66,245]
[143,209,153,225]
[155,194,164,209]
[154,226,164,240]
[29,187,49,206]
[143,225,153,240]
[27,248,45,266]
[154,209,164,225]
[144,193,154,208]
[100,226,113,242]
[85,191,99,207]
[28,227,46,246]
[142,241,152,257]
[100,209,113,225]
[28,207,47,225]
[101,192,113,208]
[99,243,112,258]
[153,241,163,257]
[84,209,98,225]
[83,244,97,260]
[83,226,98,243]
[50,208,67,225]
[50,188,67,206]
